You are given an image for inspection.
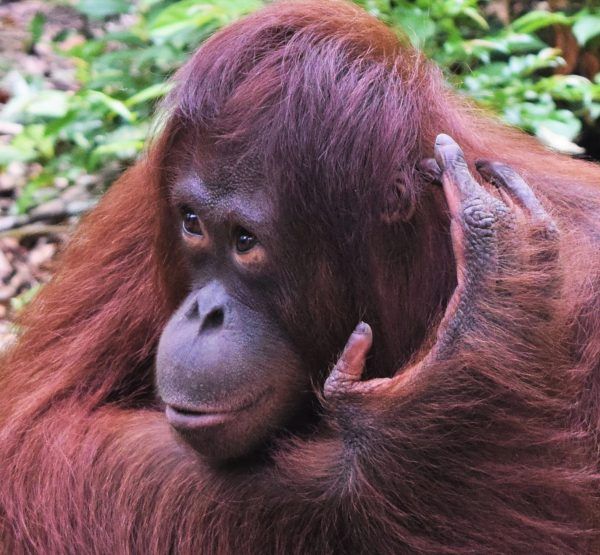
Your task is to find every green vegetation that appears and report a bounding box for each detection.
[1,0,599,213]
[365,0,600,155]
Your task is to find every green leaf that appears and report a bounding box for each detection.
[354,0,392,20]
[76,0,130,19]
[11,284,42,313]
[85,91,136,122]
[500,33,546,55]
[391,9,435,48]
[25,91,71,119]
[89,139,145,168]
[511,11,572,34]
[149,2,222,43]
[535,74,595,103]
[28,12,45,48]
[0,145,36,165]
[125,82,174,107]
[589,102,600,120]
[462,7,488,30]
[536,125,584,155]
[572,13,600,46]
[539,113,581,141]
[506,48,564,77]
[149,0,263,44]
[65,39,106,60]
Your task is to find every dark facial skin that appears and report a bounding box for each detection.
[156,164,310,462]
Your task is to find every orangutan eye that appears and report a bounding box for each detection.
[182,210,203,236]
[235,228,257,253]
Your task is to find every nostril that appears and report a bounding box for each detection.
[185,298,199,320]
[200,307,225,332]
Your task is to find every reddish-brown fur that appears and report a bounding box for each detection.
[1,1,600,553]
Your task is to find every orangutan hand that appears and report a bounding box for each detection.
[324,133,559,399]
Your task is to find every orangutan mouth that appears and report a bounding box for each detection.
[165,391,268,429]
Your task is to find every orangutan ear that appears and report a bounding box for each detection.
[381,161,443,224]
[381,176,415,224]
[379,170,414,224]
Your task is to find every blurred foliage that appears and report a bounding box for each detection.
[1,0,600,213]
[359,0,600,154]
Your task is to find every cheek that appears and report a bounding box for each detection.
[274,262,353,374]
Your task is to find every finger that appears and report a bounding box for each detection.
[475,160,553,226]
[432,136,508,354]
[418,158,442,185]
[434,134,493,222]
[434,134,480,198]
[324,322,372,398]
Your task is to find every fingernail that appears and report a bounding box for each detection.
[355,321,370,334]
[435,133,455,146]
[434,140,465,171]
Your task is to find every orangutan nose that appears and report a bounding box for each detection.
[185,281,230,334]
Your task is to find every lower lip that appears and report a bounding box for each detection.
[165,392,267,430]
[166,405,237,428]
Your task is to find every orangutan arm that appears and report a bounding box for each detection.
[262,136,593,553]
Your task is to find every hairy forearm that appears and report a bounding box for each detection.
[270,344,593,553]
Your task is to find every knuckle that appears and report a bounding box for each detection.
[461,198,496,233]
[324,374,345,396]
[448,155,468,170]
